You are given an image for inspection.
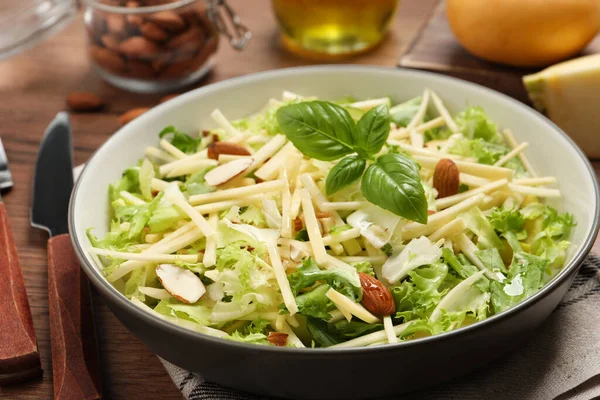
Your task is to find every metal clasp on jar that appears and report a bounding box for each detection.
[207,0,251,50]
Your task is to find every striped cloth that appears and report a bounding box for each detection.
[162,255,600,400]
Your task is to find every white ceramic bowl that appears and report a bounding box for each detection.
[70,66,599,399]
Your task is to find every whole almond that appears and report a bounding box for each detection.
[101,35,121,51]
[90,45,126,72]
[149,11,186,32]
[359,273,395,317]
[106,15,126,37]
[140,22,169,42]
[207,142,251,160]
[127,59,155,79]
[267,332,288,347]
[119,107,150,125]
[160,93,180,103]
[433,158,460,199]
[66,92,105,112]
[167,27,205,54]
[119,36,160,58]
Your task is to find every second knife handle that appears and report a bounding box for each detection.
[47,234,102,400]
[0,202,42,384]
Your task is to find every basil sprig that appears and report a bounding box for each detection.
[277,100,428,223]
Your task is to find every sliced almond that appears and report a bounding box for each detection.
[204,157,253,186]
[156,264,205,304]
[433,158,460,199]
[289,242,308,263]
[207,142,251,160]
[267,332,288,347]
[359,273,395,317]
[293,216,303,232]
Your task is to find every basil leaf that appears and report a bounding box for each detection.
[325,155,366,196]
[276,101,357,161]
[356,104,390,156]
[361,154,428,223]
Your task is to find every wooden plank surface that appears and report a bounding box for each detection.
[0,0,437,398]
[399,1,600,103]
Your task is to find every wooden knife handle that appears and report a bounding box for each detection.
[47,234,102,400]
[0,202,42,385]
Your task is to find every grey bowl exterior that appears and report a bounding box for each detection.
[69,66,600,399]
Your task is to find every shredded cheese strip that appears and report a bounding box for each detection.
[330,322,412,348]
[90,248,198,263]
[455,233,504,281]
[513,177,557,186]
[158,149,208,176]
[459,173,491,188]
[299,174,344,225]
[278,320,305,347]
[410,130,424,148]
[106,227,204,282]
[321,201,368,211]
[263,235,298,316]
[430,90,459,134]
[407,89,430,130]
[132,297,228,338]
[396,143,467,161]
[289,179,303,220]
[211,109,242,137]
[202,213,218,267]
[120,191,145,205]
[159,139,187,160]
[508,184,561,198]
[189,180,285,205]
[280,168,293,239]
[145,146,176,163]
[347,97,390,111]
[224,135,287,187]
[322,227,361,245]
[416,116,445,132]
[413,155,513,181]
[335,256,388,264]
[193,196,262,215]
[328,309,346,323]
[402,193,485,239]
[217,154,251,163]
[503,129,538,177]
[165,159,219,178]
[165,184,215,237]
[326,288,380,324]
[428,218,466,242]
[282,90,302,101]
[255,142,300,181]
[383,316,398,344]
[300,188,327,264]
[436,179,509,209]
[494,142,529,167]
[341,238,362,256]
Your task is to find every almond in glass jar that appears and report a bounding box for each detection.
[82,0,249,93]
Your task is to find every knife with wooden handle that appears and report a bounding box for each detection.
[0,137,42,385]
[31,113,102,399]
[0,198,43,385]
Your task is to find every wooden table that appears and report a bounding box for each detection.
[0,1,441,398]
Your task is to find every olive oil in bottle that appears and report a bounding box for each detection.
[272,0,399,58]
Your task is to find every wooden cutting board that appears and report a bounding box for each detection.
[399,1,600,104]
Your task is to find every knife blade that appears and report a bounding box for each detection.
[31,113,102,400]
[0,138,42,385]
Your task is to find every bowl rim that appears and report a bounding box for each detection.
[70,64,600,355]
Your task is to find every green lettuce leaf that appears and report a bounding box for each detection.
[109,167,140,204]
[159,126,202,154]
[295,284,334,320]
[288,258,362,301]
[454,106,501,143]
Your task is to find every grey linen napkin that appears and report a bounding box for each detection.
[161,255,600,400]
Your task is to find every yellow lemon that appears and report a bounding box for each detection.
[446,0,600,67]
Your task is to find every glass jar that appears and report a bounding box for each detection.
[272,0,399,59]
[82,0,250,93]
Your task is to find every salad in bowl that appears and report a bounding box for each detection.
[87,89,574,349]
